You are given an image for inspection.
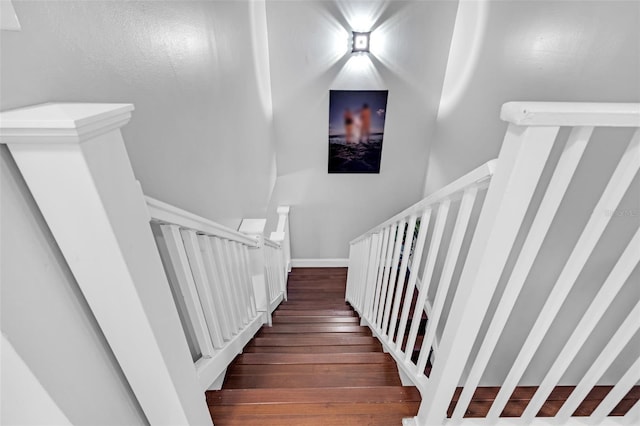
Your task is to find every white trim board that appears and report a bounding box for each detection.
[291,258,349,267]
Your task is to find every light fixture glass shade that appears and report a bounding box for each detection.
[352,31,371,53]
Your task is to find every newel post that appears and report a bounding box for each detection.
[0,103,212,425]
[270,206,291,292]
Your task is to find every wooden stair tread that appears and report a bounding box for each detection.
[244,344,382,353]
[226,363,399,376]
[273,309,356,316]
[206,412,420,426]
[272,316,360,324]
[249,335,379,346]
[208,386,421,405]
[258,324,369,333]
[235,352,393,365]
[223,370,401,388]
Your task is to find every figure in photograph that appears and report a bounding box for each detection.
[328,90,388,173]
[343,108,354,143]
[360,103,371,143]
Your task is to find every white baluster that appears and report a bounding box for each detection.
[419,125,559,425]
[211,237,242,333]
[555,300,640,422]
[417,187,477,375]
[371,227,391,323]
[521,228,640,421]
[199,235,234,340]
[376,222,399,328]
[451,126,593,421]
[180,229,225,349]
[487,128,640,421]
[160,225,215,358]
[405,201,450,362]
[395,209,432,353]
[382,220,407,336]
[388,215,417,345]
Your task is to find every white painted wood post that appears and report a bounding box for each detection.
[0,103,212,425]
[270,206,291,274]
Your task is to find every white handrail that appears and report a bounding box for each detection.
[501,101,640,127]
[146,195,259,247]
[351,160,496,244]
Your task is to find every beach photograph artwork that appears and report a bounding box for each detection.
[328,90,388,173]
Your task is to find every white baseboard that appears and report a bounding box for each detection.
[291,258,349,267]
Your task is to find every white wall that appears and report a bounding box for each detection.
[425,0,640,194]
[425,0,640,386]
[1,0,276,229]
[1,146,148,425]
[265,0,459,259]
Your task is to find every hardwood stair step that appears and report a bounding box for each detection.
[208,386,421,405]
[272,315,360,324]
[249,335,379,347]
[243,344,382,353]
[226,363,398,376]
[224,364,402,388]
[259,324,369,333]
[234,352,393,365]
[256,332,372,339]
[207,412,420,426]
[273,309,356,317]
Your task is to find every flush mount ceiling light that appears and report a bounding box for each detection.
[352,31,371,53]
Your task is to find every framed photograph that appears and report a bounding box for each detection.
[328,90,388,173]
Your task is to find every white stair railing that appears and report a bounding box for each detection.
[0,102,291,424]
[346,160,496,395]
[146,196,268,392]
[346,102,640,426]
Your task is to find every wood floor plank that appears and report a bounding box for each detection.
[243,344,382,353]
[208,386,421,405]
[272,316,360,324]
[234,352,393,365]
[210,402,418,416]
[208,412,417,426]
[226,363,399,376]
[259,324,369,333]
[249,336,379,346]
[223,369,401,388]
[273,309,356,316]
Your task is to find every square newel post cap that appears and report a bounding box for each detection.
[0,102,134,144]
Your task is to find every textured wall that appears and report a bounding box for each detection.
[1,0,276,228]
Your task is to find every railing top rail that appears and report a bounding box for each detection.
[264,238,281,249]
[145,196,259,247]
[501,102,640,127]
[350,160,496,244]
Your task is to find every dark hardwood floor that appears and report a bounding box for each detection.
[206,267,639,424]
[206,267,421,425]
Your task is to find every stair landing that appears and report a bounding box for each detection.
[206,267,420,425]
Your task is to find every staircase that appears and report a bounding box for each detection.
[207,267,421,425]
